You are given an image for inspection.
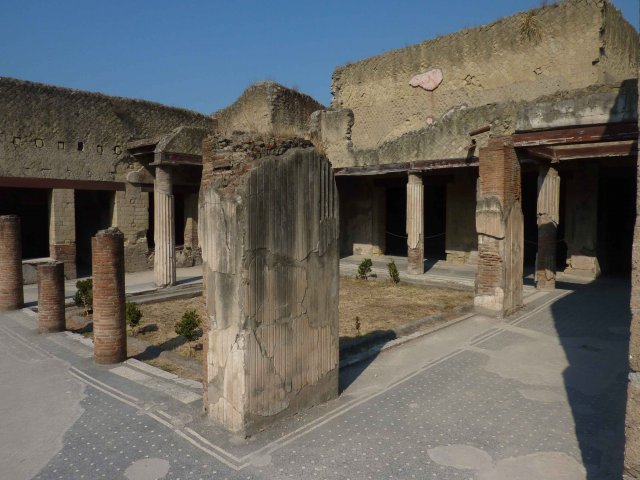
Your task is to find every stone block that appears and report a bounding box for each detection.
[200,135,339,435]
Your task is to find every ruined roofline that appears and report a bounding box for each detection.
[211,80,325,118]
[332,0,636,77]
[0,76,211,119]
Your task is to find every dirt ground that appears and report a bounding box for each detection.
[68,277,471,378]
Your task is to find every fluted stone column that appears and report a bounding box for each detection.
[0,215,24,310]
[536,164,560,290]
[92,228,126,364]
[154,166,176,287]
[406,172,424,275]
[37,261,65,333]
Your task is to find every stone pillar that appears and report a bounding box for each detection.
[37,261,65,333]
[564,163,600,279]
[406,172,424,275]
[92,228,126,364]
[200,137,339,435]
[49,189,76,279]
[624,65,640,478]
[474,136,524,317]
[0,215,24,310]
[536,163,560,290]
[154,166,176,287]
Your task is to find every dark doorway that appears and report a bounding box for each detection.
[175,193,185,247]
[598,163,636,275]
[75,190,113,273]
[521,170,538,267]
[147,192,155,249]
[385,186,406,256]
[0,188,49,259]
[424,182,446,260]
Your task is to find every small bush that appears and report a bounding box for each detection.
[356,258,373,280]
[387,259,400,284]
[74,278,93,313]
[175,309,202,342]
[125,302,143,332]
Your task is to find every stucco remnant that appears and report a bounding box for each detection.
[409,68,443,91]
[199,134,339,435]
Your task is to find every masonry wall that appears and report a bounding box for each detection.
[324,0,638,168]
[0,77,214,182]
[111,184,149,272]
[213,81,325,137]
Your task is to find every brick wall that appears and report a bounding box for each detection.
[0,215,24,310]
[37,261,65,333]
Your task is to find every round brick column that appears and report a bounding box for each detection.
[0,215,24,310]
[37,261,65,333]
[92,228,126,364]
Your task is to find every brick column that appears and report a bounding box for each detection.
[536,163,560,290]
[154,166,176,287]
[474,136,523,316]
[92,228,126,364]
[624,65,640,478]
[49,189,77,279]
[37,261,65,333]
[406,172,424,275]
[0,215,24,310]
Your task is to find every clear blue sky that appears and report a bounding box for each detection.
[0,0,637,114]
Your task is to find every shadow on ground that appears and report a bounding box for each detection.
[551,276,630,479]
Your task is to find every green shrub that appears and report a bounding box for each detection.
[356,258,373,280]
[387,259,400,284]
[74,278,93,313]
[175,309,202,342]
[125,302,143,332]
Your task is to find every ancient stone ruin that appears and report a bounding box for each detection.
[199,134,339,435]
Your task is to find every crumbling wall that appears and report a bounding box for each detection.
[199,134,339,435]
[213,81,324,137]
[323,0,637,167]
[0,77,214,182]
[111,184,149,272]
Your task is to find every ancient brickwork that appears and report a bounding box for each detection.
[317,1,638,168]
[92,228,126,364]
[536,164,560,290]
[474,137,523,316]
[37,261,65,333]
[200,134,339,435]
[0,215,24,310]
[112,184,149,272]
[0,77,214,182]
[623,62,640,479]
[213,81,324,137]
[49,189,76,279]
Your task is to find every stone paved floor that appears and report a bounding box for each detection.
[0,277,630,479]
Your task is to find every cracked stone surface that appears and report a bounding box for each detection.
[199,137,340,434]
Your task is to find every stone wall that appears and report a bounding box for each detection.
[213,81,325,137]
[111,184,149,272]
[49,189,76,278]
[199,134,339,435]
[0,77,214,182]
[320,0,638,168]
[446,171,478,264]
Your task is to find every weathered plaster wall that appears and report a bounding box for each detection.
[446,171,478,264]
[321,0,638,168]
[0,77,214,182]
[336,177,386,256]
[213,81,325,137]
[200,135,339,435]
